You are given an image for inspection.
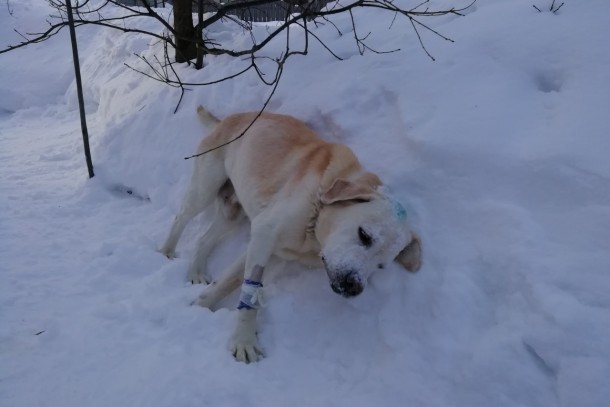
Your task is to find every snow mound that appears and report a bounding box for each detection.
[1,1,609,406]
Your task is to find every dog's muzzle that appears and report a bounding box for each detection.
[321,256,364,298]
[330,271,364,298]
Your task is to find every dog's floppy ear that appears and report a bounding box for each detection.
[395,233,422,272]
[320,175,379,205]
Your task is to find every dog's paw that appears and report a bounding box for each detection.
[158,247,176,259]
[230,335,264,364]
[193,293,213,309]
[186,268,209,285]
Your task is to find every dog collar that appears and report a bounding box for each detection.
[305,195,323,237]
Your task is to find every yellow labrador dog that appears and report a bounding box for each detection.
[161,106,422,363]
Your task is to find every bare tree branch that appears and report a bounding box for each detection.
[184,9,310,158]
[2,0,475,59]
[1,0,477,117]
[5,0,14,16]
[532,0,565,14]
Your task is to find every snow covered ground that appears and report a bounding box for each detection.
[1,1,609,406]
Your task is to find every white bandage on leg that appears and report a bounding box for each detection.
[237,279,265,310]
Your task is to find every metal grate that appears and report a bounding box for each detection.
[117,0,329,22]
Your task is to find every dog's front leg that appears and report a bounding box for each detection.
[229,219,277,363]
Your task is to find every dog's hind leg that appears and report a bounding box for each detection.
[160,153,227,259]
[195,252,246,310]
[187,181,247,284]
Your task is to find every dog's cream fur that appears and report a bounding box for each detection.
[161,106,422,363]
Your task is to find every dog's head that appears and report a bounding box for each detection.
[316,175,422,298]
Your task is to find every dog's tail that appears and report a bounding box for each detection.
[196,105,221,128]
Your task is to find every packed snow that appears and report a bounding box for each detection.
[1,1,609,406]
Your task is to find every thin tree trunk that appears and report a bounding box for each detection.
[66,0,94,179]
[195,0,205,69]
[173,0,197,63]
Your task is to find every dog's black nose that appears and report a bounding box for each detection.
[331,272,364,297]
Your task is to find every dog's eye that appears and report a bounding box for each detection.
[358,227,373,247]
